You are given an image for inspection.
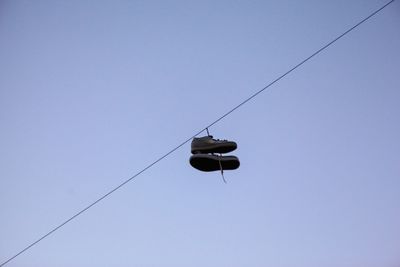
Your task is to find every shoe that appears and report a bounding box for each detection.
[191,135,237,154]
[190,154,240,172]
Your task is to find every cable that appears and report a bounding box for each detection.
[1,1,395,266]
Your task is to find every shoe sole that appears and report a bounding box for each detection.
[191,142,237,154]
[190,154,240,172]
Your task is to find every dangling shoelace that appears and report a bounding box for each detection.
[218,154,227,184]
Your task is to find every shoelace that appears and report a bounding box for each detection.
[206,128,227,183]
[206,134,227,142]
[210,137,228,143]
[218,154,227,184]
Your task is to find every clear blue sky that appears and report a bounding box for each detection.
[1,1,399,266]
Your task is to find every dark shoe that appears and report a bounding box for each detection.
[191,135,237,154]
[190,154,240,172]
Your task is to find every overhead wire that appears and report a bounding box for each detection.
[1,0,395,266]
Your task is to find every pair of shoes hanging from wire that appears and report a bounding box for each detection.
[189,130,240,183]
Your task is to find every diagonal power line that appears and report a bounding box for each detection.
[1,1,395,266]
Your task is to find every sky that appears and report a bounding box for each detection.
[0,0,399,266]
